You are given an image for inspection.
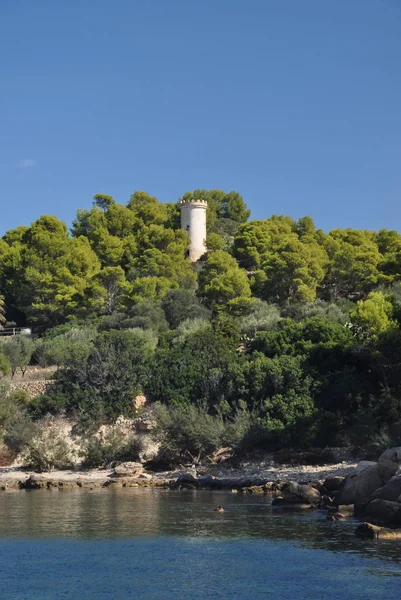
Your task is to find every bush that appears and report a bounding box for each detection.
[161,289,210,329]
[81,425,142,468]
[28,391,69,419]
[0,384,31,431]
[53,328,153,420]
[3,409,39,453]
[154,403,225,463]
[0,352,11,378]
[221,401,254,450]
[239,300,281,338]
[174,318,211,343]
[33,327,96,367]
[7,416,76,472]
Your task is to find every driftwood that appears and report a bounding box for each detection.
[355,522,401,540]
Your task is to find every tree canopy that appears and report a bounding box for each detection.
[3,188,401,453]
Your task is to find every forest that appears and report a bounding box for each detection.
[1,189,401,466]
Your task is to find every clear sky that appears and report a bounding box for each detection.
[1,0,400,235]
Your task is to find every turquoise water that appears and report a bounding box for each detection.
[0,488,399,599]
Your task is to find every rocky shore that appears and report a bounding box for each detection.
[2,448,401,542]
[0,458,357,491]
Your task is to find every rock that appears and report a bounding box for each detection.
[336,461,384,506]
[113,462,144,478]
[369,475,401,503]
[242,486,266,494]
[321,495,335,507]
[377,447,401,482]
[281,481,321,506]
[175,473,200,489]
[365,499,401,527]
[135,417,156,433]
[20,476,46,490]
[272,496,285,506]
[209,447,233,464]
[327,511,346,521]
[138,472,152,480]
[355,522,401,540]
[327,505,354,520]
[9,379,55,400]
[134,395,147,410]
[337,504,354,514]
[323,476,345,492]
[198,474,215,487]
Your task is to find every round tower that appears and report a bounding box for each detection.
[180,199,207,262]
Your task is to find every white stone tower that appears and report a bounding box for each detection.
[180,199,207,262]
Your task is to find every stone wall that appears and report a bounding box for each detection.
[9,380,55,399]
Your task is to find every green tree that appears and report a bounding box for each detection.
[3,335,34,377]
[376,229,401,281]
[161,289,210,329]
[91,266,131,315]
[321,229,383,300]
[1,216,101,323]
[93,193,116,211]
[127,191,168,225]
[197,250,251,309]
[253,235,328,304]
[146,329,236,408]
[350,291,396,342]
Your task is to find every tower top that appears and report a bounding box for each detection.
[179,199,207,207]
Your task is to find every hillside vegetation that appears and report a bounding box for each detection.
[1,189,401,466]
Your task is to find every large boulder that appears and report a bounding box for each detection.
[355,522,401,539]
[336,461,384,506]
[323,476,345,492]
[369,475,401,503]
[174,472,200,489]
[365,499,401,527]
[281,482,321,506]
[113,462,144,477]
[377,447,401,482]
[19,476,47,490]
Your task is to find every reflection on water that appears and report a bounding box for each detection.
[0,489,400,600]
[0,488,399,558]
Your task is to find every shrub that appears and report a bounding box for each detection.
[10,416,76,472]
[54,328,153,420]
[0,352,11,378]
[3,409,39,453]
[28,391,69,419]
[0,384,30,430]
[174,317,211,343]
[33,327,96,367]
[81,425,142,468]
[239,300,281,338]
[154,403,225,463]
[221,401,254,450]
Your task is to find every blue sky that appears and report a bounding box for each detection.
[1,0,400,235]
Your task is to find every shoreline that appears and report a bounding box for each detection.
[0,460,357,491]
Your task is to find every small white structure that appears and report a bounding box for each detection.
[180,199,207,262]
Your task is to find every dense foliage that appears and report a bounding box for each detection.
[2,189,401,455]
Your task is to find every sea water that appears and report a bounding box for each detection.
[0,488,399,599]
